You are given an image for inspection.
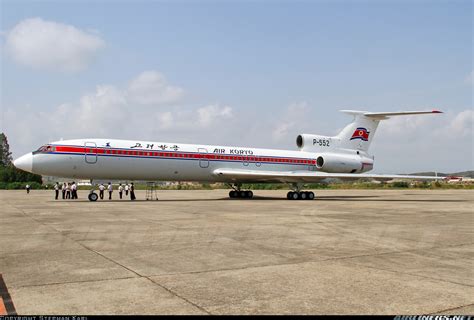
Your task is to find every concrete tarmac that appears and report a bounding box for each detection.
[0,189,472,314]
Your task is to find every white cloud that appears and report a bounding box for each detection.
[5,17,104,72]
[197,104,233,127]
[158,112,174,129]
[465,70,473,85]
[126,71,185,105]
[380,113,433,136]
[446,109,473,137]
[4,71,236,156]
[271,101,311,142]
[272,122,295,141]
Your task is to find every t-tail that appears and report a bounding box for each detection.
[296,109,442,153]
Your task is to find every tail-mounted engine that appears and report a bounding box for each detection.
[314,153,373,173]
[296,134,338,151]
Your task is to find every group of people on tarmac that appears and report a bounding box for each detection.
[97,182,136,200]
[53,182,78,200]
[51,182,136,200]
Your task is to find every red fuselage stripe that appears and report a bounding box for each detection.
[52,145,317,165]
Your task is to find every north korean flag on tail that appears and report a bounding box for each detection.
[350,127,370,141]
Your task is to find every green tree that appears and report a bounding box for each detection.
[0,133,42,184]
[0,133,13,167]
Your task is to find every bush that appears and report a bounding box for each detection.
[0,181,44,190]
[391,181,410,188]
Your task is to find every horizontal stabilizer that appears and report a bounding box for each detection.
[340,110,442,120]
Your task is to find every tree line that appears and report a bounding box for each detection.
[0,133,43,189]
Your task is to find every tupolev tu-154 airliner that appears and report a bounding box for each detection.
[14,109,442,201]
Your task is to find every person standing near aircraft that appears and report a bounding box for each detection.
[25,184,30,194]
[118,183,123,199]
[61,182,66,199]
[71,181,78,199]
[125,184,129,196]
[108,182,113,200]
[98,183,105,200]
[66,183,71,199]
[54,182,59,200]
[130,183,136,201]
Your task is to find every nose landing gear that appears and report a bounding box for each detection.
[88,192,98,202]
[88,179,98,201]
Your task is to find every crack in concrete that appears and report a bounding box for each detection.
[429,302,474,315]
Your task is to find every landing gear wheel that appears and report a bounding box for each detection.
[229,190,237,198]
[239,191,247,198]
[287,192,293,200]
[308,191,315,200]
[88,192,98,202]
[246,190,253,199]
[291,192,299,200]
[300,192,307,200]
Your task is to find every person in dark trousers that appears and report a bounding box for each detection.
[108,182,113,200]
[62,183,66,199]
[130,183,136,200]
[118,184,123,199]
[71,182,78,199]
[99,183,105,200]
[66,183,71,199]
[54,182,59,200]
[26,184,30,194]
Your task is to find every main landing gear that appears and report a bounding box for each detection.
[228,184,253,199]
[287,183,315,200]
[229,190,254,199]
[88,179,98,202]
[286,191,315,200]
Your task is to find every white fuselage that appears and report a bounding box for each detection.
[25,138,374,182]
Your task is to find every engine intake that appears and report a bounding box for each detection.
[315,154,362,173]
[296,134,336,150]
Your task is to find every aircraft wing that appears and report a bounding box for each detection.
[213,168,442,184]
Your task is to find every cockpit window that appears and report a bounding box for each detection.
[33,145,53,154]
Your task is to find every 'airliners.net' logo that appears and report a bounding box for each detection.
[350,127,370,141]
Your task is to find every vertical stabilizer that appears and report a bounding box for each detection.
[336,110,442,152]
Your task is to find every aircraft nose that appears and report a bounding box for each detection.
[13,153,33,173]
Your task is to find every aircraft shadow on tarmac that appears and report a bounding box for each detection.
[57,195,466,203]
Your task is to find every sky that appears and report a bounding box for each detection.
[0,0,472,173]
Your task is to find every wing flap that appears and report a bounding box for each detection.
[213,168,441,183]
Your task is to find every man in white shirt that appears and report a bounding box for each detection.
[125,184,129,196]
[54,182,59,200]
[66,183,71,199]
[62,183,66,199]
[108,182,113,200]
[98,183,105,200]
[118,183,124,199]
[71,182,78,199]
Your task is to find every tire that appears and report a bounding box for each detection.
[291,192,299,200]
[300,192,307,200]
[229,190,236,198]
[287,192,293,200]
[239,191,247,198]
[308,191,315,200]
[88,192,98,202]
[246,190,253,199]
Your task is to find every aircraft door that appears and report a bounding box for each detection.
[198,148,209,168]
[85,142,98,164]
